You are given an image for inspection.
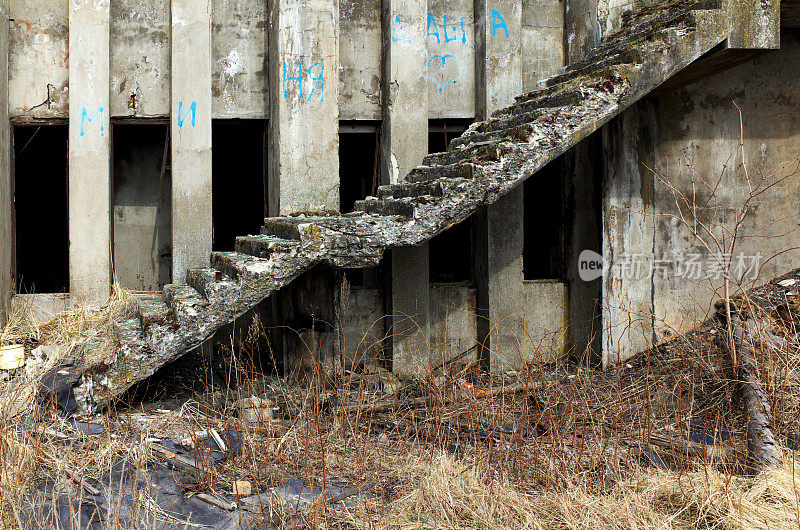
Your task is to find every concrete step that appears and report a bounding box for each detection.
[406,162,486,183]
[138,298,172,328]
[504,86,585,115]
[260,216,338,240]
[353,198,416,217]
[186,267,233,298]
[163,284,207,314]
[235,234,299,258]
[210,251,261,281]
[113,317,145,344]
[449,123,534,149]
[470,109,551,136]
[377,181,443,199]
[423,141,505,166]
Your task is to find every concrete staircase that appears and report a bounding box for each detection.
[82,0,732,410]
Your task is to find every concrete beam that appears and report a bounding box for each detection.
[475,0,522,118]
[268,0,339,215]
[390,244,431,376]
[381,0,428,184]
[171,0,212,284]
[0,0,9,322]
[69,0,111,303]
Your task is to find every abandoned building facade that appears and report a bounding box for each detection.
[0,0,797,378]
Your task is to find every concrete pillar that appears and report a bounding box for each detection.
[268,0,339,215]
[171,0,212,284]
[390,245,430,376]
[381,0,431,375]
[474,189,526,372]
[381,0,428,184]
[564,0,599,64]
[0,0,9,322]
[69,0,111,302]
[475,0,522,119]
[474,0,524,372]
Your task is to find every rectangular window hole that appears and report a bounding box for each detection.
[13,124,69,294]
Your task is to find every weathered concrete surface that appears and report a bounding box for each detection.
[11,293,71,325]
[381,0,428,184]
[0,0,10,323]
[211,0,268,118]
[522,280,568,362]
[69,0,111,303]
[602,32,800,365]
[601,105,655,367]
[430,283,478,366]
[522,0,565,91]
[110,0,170,117]
[391,244,431,376]
[565,0,599,63]
[339,0,381,119]
[726,0,779,49]
[341,286,386,367]
[268,0,339,214]
[9,0,69,118]
[171,0,213,284]
[475,0,523,118]
[428,0,475,118]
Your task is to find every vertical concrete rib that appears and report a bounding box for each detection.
[475,0,524,372]
[171,0,212,284]
[69,0,111,303]
[475,0,522,119]
[382,0,431,376]
[268,0,339,216]
[381,0,428,184]
[0,0,9,322]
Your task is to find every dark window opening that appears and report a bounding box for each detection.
[523,156,565,280]
[429,220,473,283]
[428,120,474,284]
[340,121,381,214]
[428,118,473,154]
[13,124,69,293]
[112,122,172,291]
[212,119,267,251]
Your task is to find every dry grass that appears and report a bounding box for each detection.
[2,282,800,529]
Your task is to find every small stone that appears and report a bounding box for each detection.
[778,278,797,287]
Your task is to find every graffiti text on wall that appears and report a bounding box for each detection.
[391,10,510,45]
[283,58,325,103]
[427,14,466,44]
[79,106,104,137]
[177,100,197,128]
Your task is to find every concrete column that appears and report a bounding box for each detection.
[475,0,522,119]
[474,189,526,372]
[474,0,524,372]
[69,0,111,302]
[0,0,9,322]
[381,0,428,184]
[390,244,430,376]
[171,0,212,284]
[268,0,339,215]
[564,0,599,64]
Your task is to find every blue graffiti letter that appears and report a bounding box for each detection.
[427,13,440,43]
[79,106,104,137]
[283,60,304,99]
[490,9,509,38]
[307,58,325,103]
[177,100,197,128]
[392,15,410,44]
[444,16,466,43]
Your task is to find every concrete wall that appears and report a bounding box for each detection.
[8,0,549,120]
[603,32,800,365]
